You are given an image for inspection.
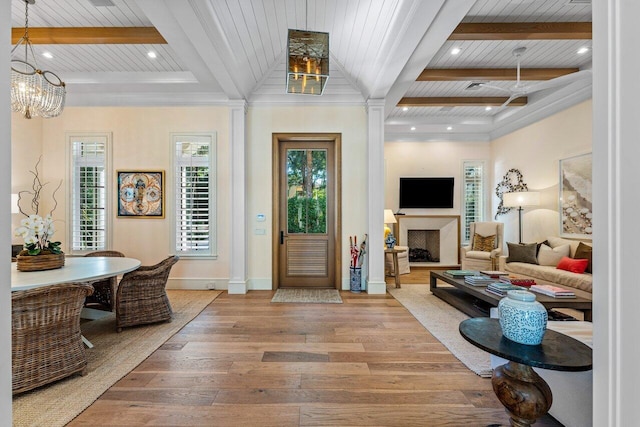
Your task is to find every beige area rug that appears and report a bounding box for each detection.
[387,285,492,377]
[12,290,222,427]
[271,288,343,303]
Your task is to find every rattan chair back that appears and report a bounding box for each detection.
[115,255,179,332]
[12,283,94,394]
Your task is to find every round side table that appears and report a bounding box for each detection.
[459,317,592,427]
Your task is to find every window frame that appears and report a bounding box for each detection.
[171,132,217,259]
[66,132,112,255]
[461,160,487,246]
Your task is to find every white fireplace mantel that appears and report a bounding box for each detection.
[394,215,461,267]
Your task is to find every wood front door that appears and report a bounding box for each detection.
[273,134,341,289]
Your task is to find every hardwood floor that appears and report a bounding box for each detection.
[69,290,562,426]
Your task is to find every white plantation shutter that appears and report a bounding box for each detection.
[173,134,216,256]
[462,161,485,244]
[70,136,109,252]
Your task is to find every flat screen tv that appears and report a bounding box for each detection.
[399,177,454,209]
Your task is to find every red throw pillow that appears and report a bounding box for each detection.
[556,256,589,274]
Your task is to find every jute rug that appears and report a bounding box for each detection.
[387,285,492,377]
[12,289,222,427]
[271,288,342,303]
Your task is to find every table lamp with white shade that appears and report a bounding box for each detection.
[384,209,397,242]
[503,191,540,244]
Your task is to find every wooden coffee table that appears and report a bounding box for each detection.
[430,271,592,321]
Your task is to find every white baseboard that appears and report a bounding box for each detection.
[366,280,387,294]
[248,278,272,291]
[167,278,228,290]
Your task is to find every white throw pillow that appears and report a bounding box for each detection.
[537,244,570,266]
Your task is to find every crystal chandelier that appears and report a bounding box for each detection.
[11,0,66,119]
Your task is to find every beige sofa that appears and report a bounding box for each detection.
[498,236,592,295]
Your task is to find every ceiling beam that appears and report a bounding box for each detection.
[398,96,527,107]
[11,27,166,44]
[449,22,592,40]
[418,68,580,81]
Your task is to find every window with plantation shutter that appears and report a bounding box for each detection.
[69,134,110,254]
[462,161,485,244]
[173,133,216,257]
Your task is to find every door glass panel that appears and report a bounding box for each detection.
[287,148,327,234]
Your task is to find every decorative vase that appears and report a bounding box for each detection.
[385,234,396,249]
[498,289,548,345]
[16,252,65,272]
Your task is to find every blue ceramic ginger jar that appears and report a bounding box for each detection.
[498,290,548,345]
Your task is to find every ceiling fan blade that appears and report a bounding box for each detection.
[500,94,519,109]
[471,82,512,94]
[524,69,592,94]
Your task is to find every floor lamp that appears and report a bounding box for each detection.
[503,191,540,244]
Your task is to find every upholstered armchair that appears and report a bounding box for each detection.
[84,250,125,311]
[461,222,504,271]
[115,255,179,332]
[12,283,94,394]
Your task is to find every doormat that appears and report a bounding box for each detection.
[271,289,343,304]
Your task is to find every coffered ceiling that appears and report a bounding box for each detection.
[10,0,592,140]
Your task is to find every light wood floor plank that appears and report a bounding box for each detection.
[67,289,561,427]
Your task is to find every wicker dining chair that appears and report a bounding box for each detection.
[83,250,126,311]
[12,283,94,394]
[115,255,179,332]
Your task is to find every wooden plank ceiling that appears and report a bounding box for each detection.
[400,22,592,109]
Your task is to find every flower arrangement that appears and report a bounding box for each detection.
[14,157,63,257]
[14,214,62,255]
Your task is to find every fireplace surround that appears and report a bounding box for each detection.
[395,215,460,266]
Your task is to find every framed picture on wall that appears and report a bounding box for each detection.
[117,170,165,218]
[559,153,592,239]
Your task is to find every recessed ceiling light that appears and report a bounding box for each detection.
[410,127,416,131]
[42,52,53,59]
[450,47,461,55]
[447,126,453,131]
[485,106,492,111]
[147,51,157,59]
[577,47,590,55]
[402,107,409,111]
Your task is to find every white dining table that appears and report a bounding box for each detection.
[11,256,141,291]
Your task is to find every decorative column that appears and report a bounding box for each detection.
[227,100,248,294]
[366,99,386,294]
[1,0,12,416]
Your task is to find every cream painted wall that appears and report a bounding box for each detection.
[13,107,231,287]
[491,100,592,246]
[246,105,368,290]
[11,114,43,241]
[384,140,491,227]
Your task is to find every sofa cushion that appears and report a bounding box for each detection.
[505,262,592,293]
[507,242,538,264]
[465,250,492,260]
[537,244,570,266]
[547,236,586,258]
[557,256,589,274]
[575,242,593,273]
[472,233,495,252]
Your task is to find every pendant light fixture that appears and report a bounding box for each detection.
[11,0,66,119]
[286,0,329,95]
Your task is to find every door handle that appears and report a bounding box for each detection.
[280,231,284,245]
